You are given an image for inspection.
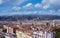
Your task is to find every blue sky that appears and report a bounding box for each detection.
[0,0,60,16]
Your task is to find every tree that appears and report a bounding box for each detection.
[53,28,60,38]
[0,35,5,38]
[0,26,3,29]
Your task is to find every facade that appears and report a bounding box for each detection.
[32,30,53,38]
[16,29,54,38]
[0,20,57,38]
[5,33,16,38]
[16,29,32,38]
[7,27,14,34]
[0,28,3,32]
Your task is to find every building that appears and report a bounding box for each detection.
[0,20,57,38]
[16,27,32,38]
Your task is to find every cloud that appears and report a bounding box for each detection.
[0,0,3,4]
[49,10,56,14]
[58,9,60,12]
[13,0,27,5]
[22,0,60,11]
[23,3,33,9]
[23,3,43,10]
[0,0,60,15]
[0,0,11,5]
[12,6,21,11]
[43,4,50,9]
[8,11,37,15]
[22,2,49,10]
[34,3,42,8]
[42,0,60,10]
[0,0,27,5]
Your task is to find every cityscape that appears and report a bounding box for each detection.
[0,19,60,38]
[0,0,60,38]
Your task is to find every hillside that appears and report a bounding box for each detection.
[0,15,60,21]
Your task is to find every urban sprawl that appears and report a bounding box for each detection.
[0,20,60,38]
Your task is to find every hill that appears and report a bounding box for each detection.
[0,15,60,21]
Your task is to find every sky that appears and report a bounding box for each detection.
[0,0,60,16]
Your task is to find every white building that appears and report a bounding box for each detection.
[33,30,54,38]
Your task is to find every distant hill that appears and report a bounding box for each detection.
[0,15,60,21]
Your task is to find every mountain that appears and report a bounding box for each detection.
[0,15,60,21]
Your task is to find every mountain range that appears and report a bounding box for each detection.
[0,15,60,21]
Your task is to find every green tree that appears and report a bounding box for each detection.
[0,26,3,29]
[53,28,60,38]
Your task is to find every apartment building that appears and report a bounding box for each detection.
[15,23,54,38]
[32,30,54,38]
[0,21,57,38]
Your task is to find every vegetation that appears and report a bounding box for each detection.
[0,35,5,38]
[0,26,3,29]
[53,28,60,38]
